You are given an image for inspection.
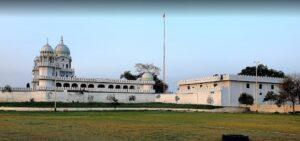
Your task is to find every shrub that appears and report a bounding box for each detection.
[106,95,119,108]
[3,85,12,92]
[238,93,254,106]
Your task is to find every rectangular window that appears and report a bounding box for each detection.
[246,83,250,88]
[259,84,262,89]
[271,85,274,89]
[214,83,218,87]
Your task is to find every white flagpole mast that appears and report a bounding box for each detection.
[163,12,166,93]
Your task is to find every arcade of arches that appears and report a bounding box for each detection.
[55,82,136,90]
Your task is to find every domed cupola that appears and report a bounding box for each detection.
[141,72,154,81]
[40,39,54,55]
[55,36,70,56]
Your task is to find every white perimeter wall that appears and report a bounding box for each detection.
[0,91,157,103]
[0,91,221,106]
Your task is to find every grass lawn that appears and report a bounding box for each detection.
[0,111,299,141]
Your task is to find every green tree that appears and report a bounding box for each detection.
[120,63,168,93]
[120,71,139,80]
[263,76,300,114]
[238,64,285,78]
[2,85,12,92]
[277,76,298,114]
[263,91,278,104]
[238,93,254,107]
[153,74,168,93]
[26,83,30,88]
[135,63,160,76]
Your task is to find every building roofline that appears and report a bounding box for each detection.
[178,74,284,85]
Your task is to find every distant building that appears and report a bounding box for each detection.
[0,37,285,106]
[177,74,283,106]
[31,36,155,94]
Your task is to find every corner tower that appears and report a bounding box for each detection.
[37,40,56,88]
[54,36,74,77]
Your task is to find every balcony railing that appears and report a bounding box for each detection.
[0,87,155,94]
[37,62,56,68]
[33,76,155,84]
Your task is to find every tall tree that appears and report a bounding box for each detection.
[263,76,300,114]
[135,63,160,76]
[152,74,168,93]
[26,83,30,88]
[120,63,168,93]
[263,91,278,104]
[120,71,139,80]
[238,64,285,78]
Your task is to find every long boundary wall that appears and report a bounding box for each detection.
[0,91,158,103]
[250,104,300,113]
[0,91,222,105]
[1,91,300,113]
[0,91,221,106]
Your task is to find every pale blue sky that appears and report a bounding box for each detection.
[0,4,300,91]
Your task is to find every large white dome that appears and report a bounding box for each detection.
[40,43,54,54]
[55,36,70,55]
[141,72,154,81]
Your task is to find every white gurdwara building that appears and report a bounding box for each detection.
[177,74,283,106]
[31,36,155,94]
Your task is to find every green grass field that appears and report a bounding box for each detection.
[0,111,299,141]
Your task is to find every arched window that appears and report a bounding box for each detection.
[98,84,105,88]
[63,83,70,87]
[56,83,62,87]
[88,84,94,88]
[108,85,114,89]
[115,85,121,89]
[71,83,78,88]
[129,86,135,89]
[123,85,128,89]
[81,84,87,88]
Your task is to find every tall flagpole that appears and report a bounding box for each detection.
[163,12,166,93]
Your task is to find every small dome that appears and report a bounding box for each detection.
[141,72,154,81]
[40,42,54,54]
[55,36,70,55]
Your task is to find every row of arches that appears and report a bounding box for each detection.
[56,83,135,90]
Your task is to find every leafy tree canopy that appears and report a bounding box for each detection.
[120,71,140,80]
[238,93,254,106]
[238,64,285,78]
[135,63,160,76]
[120,63,168,93]
[263,75,300,114]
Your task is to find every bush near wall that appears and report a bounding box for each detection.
[0,102,222,109]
